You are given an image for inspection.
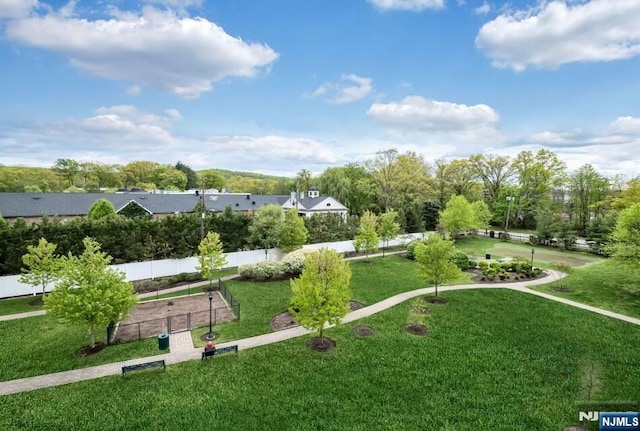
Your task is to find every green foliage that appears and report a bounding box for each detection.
[451,251,470,270]
[414,234,461,296]
[117,200,151,219]
[353,210,379,260]
[422,202,440,231]
[609,203,640,266]
[304,213,359,243]
[199,170,225,190]
[377,210,400,256]
[279,249,309,276]
[175,161,199,190]
[471,200,492,231]
[439,195,476,238]
[44,238,137,347]
[280,208,308,253]
[19,238,60,296]
[534,210,556,245]
[239,260,286,279]
[87,198,117,220]
[248,204,284,255]
[289,248,351,339]
[196,232,227,289]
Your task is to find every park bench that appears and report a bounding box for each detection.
[121,360,166,378]
[201,345,239,360]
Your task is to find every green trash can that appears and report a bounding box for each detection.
[485,253,491,260]
[158,333,169,350]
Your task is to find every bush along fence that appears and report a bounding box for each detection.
[107,281,240,344]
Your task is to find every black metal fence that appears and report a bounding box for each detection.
[108,279,240,344]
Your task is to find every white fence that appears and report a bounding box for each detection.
[0,233,426,299]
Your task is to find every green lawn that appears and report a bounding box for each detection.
[534,260,640,318]
[0,315,159,382]
[193,255,473,345]
[455,237,602,268]
[2,289,639,430]
[0,295,43,316]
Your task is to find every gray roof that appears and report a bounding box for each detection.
[0,192,292,218]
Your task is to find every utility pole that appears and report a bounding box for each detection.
[200,181,205,240]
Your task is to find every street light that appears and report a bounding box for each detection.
[206,290,214,340]
[531,248,535,270]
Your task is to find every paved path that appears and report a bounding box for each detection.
[169,331,195,354]
[1,269,639,397]
[0,309,46,322]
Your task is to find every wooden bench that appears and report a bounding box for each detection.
[122,360,166,378]
[201,345,238,360]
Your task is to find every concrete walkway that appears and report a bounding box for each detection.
[1,269,639,397]
[0,309,46,322]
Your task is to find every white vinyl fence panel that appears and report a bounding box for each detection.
[0,233,427,299]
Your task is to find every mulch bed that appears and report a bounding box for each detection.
[29,298,44,306]
[353,325,375,336]
[199,332,218,341]
[75,342,107,358]
[467,268,546,284]
[270,301,366,331]
[307,336,336,352]
[403,324,429,336]
[134,279,206,294]
[424,296,447,304]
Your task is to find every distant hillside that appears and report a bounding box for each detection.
[203,168,291,182]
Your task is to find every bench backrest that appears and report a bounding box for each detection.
[202,345,238,358]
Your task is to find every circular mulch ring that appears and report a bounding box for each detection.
[424,296,447,304]
[552,286,574,293]
[199,332,218,342]
[307,336,336,352]
[29,298,44,306]
[403,324,429,336]
[353,325,375,337]
[270,301,367,331]
[75,342,107,358]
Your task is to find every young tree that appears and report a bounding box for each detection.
[609,203,640,266]
[439,195,475,238]
[197,232,228,290]
[19,238,60,297]
[471,200,492,232]
[87,198,118,220]
[45,238,137,348]
[377,210,400,257]
[248,204,284,259]
[414,234,461,297]
[353,210,379,261]
[280,208,309,252]
[289,248,351,344]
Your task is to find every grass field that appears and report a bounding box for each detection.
[534,260,640,318]
[455,237,602,268]
[192,255,473,345]
[0,295,44,316]
[2,289,639,430]
[0,315,158,382]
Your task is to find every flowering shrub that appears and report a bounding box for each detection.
[280,249,309,276]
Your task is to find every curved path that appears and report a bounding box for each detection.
[1,270,639,397]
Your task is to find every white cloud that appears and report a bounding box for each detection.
[367,0,444,12]
[0,0,38,19]
[367,95,499,131]
[476,0,640,71]
[4,4,279,98]
[609,116,640,135]
[474,1,491,15]
[126,85,141,96]
[310,74,373,104]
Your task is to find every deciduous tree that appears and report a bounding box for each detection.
[19,238,60,297]
[44,238,137,348]
[289,248,351,344]
[377,210,400,257]
[609,203,640,266]
[248,204,284,259]
[280,208,309,252]
[353,210,379,261]
[87,198,118,220]
[414,234,461,297]
[197,232,227,290]
[439,195,475,238]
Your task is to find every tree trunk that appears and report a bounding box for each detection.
[435,282,439,297]
[90,326,95,348]
[319,325,323,340]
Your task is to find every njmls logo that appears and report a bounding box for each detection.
[579,411,599,422]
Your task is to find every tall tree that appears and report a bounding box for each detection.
[175,161,199,190]
[377,210,400,257]
[53,158,80,187]
[87,198,117,220]
[248,204,284,259]
[471,200,492,232]
[200,170,225,190]
[468,154,513,204]
[44,238,137,348]
[439,195,476,238]
[197,232,227,290]
[353,210,379,261]
[289,248,351,345]
[150,165,188,190]
[609,203,640,266]
[296,169,313,193]
[280,209,309,252]
[430,159,454,209]
[569,164,610,235]
[447,159,481,201]
[366,148,400,212]
[19,238,60,297]
[612,178,640,210]
[414,234,461,297]
[120,161,159,188]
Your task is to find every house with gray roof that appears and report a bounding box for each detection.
[0,190,348,222]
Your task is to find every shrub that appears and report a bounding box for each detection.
[238,264,256,278]
[469,259,479,268]
[484,268,497,280]
[479,261,489,269]
[280,249,310,275]
[406,239,431,260]
[490,262,501,270]
[253,260,285,279]
[500,262,513,271]
[451,251,470,270]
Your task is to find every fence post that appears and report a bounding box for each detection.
[138,323,141,341]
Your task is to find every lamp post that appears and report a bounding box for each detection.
[531,248,535,270]
[206,290,214,340]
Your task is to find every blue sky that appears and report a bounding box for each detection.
[1,0,639,177]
